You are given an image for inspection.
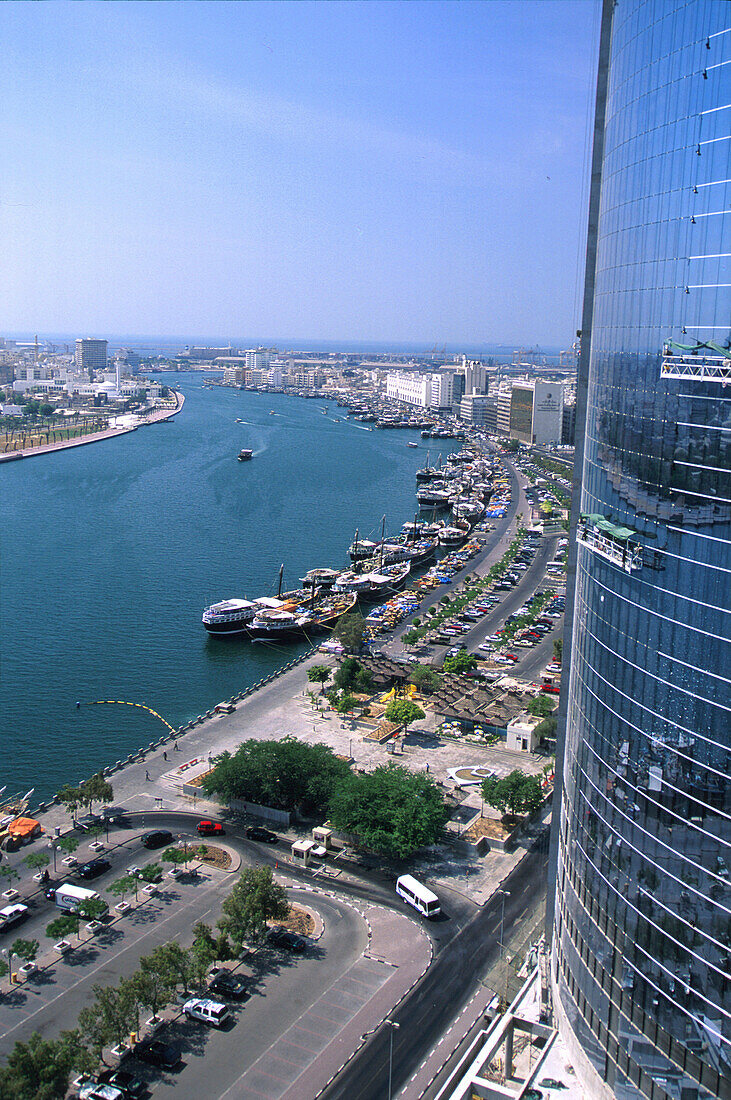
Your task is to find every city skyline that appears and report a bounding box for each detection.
[1,0,598,346]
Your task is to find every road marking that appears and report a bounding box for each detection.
[0,876,226,1042]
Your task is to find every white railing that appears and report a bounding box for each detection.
[661,350,731,384]
[577,528,644,573]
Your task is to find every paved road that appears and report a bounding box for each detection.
[320,839,550,1100]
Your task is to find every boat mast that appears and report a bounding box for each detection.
[277,563,284,598]
[379,514,386,571]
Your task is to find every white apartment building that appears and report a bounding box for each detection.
[386,371,433,407]
[430,371,464,410]
[245,349,271,372]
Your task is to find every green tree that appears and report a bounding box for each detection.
[108,875,138,902]
[553,637,563,662]
[534,715,557,742]
[0,1030,93,1100]
[138,863,162,883]
[79,772,114,813]
[334,657,373,693]
[23,851,50,873]
[10,938,39,964]
[442,651,477,674]
[39,403,54,418]
[201,736,351,816]
[333,691,358,714]
[527,694,556,718]
[56,784,82,821]
[218,866,289,950]
[307,665,331,694]
[480,770,544,820]
[77,897,109,923]
[384,699,426,733]
[161,846,189,871]
[79,981,138,1057]
[133,950,177,1018]
[46,915,80,941]
[190,923,218,988]
[0,865,19,890]
[148,941,192,993]
[55,835,79,857]
[332,610,367,652]
[328,763,449,859]
[408,665,442,694]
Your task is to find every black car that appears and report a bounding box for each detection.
[77,857,112,880]
[130,1039,181,1069]
[245,826,278,844]
[141,830,174,850]
[268,927,306,953]
[97,1069,146,1098]
[208,969,249,999]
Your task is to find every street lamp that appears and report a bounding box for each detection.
[497,889,511,961]
[386,1019,400,1100]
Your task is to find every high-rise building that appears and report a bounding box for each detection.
[550,3,731,1100]
[75,338,108,380]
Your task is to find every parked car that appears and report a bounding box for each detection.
[77,858,112,880]
[208,969,249,999]
[96,1069,146,1099]
[268,927,307,952]
[78,1084,125,1100]
[141,830,173,850]
[183,997,231,1028]
[0,904,29,932]
[196,820,225,837]
[130,1039,181,1069]
[245,826,278,844]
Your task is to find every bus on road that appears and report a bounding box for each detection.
[396,875,440,918]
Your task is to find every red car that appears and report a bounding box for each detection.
[504,653,519,662]
[197,820,225,837]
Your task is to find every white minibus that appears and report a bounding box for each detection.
[396,874,441,918]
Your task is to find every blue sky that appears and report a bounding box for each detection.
[0,1,600,347]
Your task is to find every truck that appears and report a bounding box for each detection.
[46,883,108,916]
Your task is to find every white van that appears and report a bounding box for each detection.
[47,883,108,916]
[396,875,441,918]
[183,998,230,1027]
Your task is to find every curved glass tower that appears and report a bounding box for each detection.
[552,2,731,1098]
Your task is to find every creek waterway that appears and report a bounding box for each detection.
[2,373,431,801]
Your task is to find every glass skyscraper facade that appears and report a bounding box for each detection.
[552,2,731,1099]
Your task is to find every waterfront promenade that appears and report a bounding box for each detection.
[31,453,545,909]
[0,391,184,462]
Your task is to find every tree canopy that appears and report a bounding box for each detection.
[442,651,477,674]
[0,1030,93,1100]
[384,699,425,731]
[408,664,442,694]
[307,665,331,693]
[481,770,544,819]
[328,763,449,859]
[218,866,289,949]
[201,736,351,816]
[334,657,373,694]
[332,611,367,652]
[527,694,556,717]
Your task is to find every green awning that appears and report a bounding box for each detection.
[667,340,731,360]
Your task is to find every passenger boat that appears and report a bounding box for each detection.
[249,592,357,641]
[407,441,418,448]
[438,523,470,547]
[202,565,312,635]
[416,486,452,509]
[332,560,411,601]
[237,449,253,461]
[300,567,339,590]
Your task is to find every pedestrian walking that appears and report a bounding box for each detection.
[163,751,168,761]
[145,770,150,781]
